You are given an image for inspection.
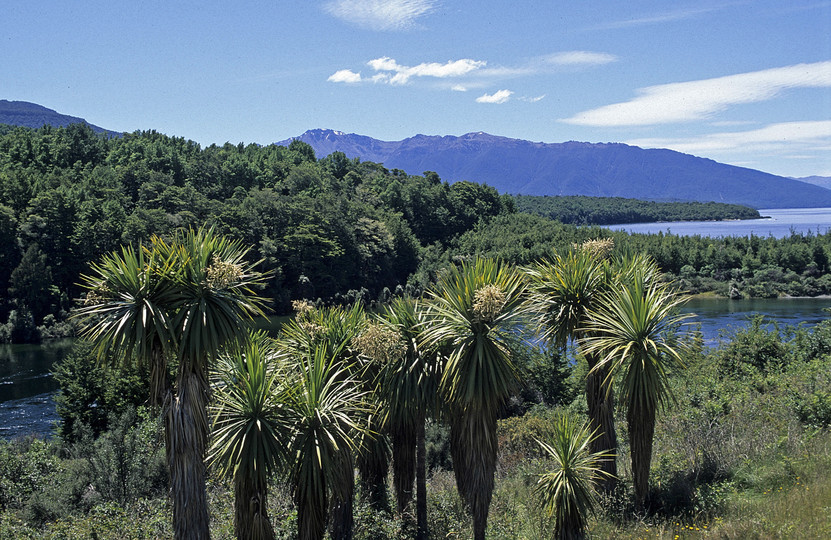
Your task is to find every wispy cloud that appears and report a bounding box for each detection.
[476,90,513,104]
[586,5,733,31]
[562,61,831,127]
[324,0,437,31]
[626,120,831,155]
[520,94,546,103]
[541,51,618,66]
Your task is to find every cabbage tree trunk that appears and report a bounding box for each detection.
[585,353,617,493]
[167,368,211,540]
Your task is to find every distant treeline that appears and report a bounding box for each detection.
[0,123,828,343]
[514,194,761,225]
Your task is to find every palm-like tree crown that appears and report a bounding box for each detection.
[582,269,690,416]
[75,227,272,540]
[156,228,271,369]
[74,244,181,406]
[524,249,607,349]
[209,331,289,540]
[379,297,438,429]
[209,330,289,483]
[423,257,528,413]
[581,257,691,506]
[534,415,611,540]
[523,246,621,493]
[285,342,371,540]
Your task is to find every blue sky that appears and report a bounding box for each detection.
[3,1,830,177]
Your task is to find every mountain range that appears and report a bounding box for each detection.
[280,129,831,209]
[0,100,118,136]
[2,100,830,209]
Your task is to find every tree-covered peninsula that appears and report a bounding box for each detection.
[514,194,761,225]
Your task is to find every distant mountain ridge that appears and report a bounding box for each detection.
[796,176,831,190]
[281,129,831,209]
[0,100,119,136]
[2,101,829,209]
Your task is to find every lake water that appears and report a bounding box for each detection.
[680,296,830,346]
[0,340,74,440]
[1,300,829,439]
[0,317,289,440]
[608,207,831,238]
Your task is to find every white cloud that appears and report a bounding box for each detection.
[367,57,400,72]
[563,61,831,127]
[324,0,436,31]
[327,69,362,83]
[469,51,617,82]
[627,120,831,154]
[709,120,757,127]
[366,56,486,85]
[520,94,546,103]
[476,89,513,104]
[451,85,467,92]
[542,51,617,66]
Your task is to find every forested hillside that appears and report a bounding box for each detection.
[0,123,512,341]
[2,123,831,344]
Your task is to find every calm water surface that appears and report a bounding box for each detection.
[608,207,831,238]
[1,303,829,439]
[680,296,831,346]
[0,340,73,439]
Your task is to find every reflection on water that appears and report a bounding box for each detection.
[0,340,74,403]
[0,340,73,440]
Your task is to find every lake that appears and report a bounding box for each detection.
[0,340,74,440]
[1,299,829,439]
[680,296,830,346]
[608,207,831,238]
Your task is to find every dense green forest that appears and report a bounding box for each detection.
[0,123,511,341]
[514,194,762,225]
[447,213,831,299]
[1,123,830,345]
